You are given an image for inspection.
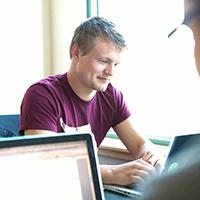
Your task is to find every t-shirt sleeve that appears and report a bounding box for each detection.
[111,88,131,127]
[20,84,59,135]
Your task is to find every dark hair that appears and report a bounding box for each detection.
[69,16,126,58]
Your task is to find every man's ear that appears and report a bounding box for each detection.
[71,44,80,59]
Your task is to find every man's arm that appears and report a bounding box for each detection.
[25,130,55,135]
[114,117,160,165]
[114,117,146,159]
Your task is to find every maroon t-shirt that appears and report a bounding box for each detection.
[20,73,131,146]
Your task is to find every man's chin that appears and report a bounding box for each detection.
[94,84,108,92]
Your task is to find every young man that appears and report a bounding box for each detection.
[20,16,160,186]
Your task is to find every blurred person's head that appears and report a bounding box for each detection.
[183,0,200,75]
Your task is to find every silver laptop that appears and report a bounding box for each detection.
[103,133,200,198]
[0,133,105,200]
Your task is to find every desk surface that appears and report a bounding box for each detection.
[104,189,140,200]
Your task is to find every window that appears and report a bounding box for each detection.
[97,0,200,138]
[0,0,43,114]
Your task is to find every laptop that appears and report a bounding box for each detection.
[0,133,105,200]
[103,133,200,199]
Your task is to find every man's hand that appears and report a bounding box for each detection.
[142,151,162,172]
[101,159,157,186]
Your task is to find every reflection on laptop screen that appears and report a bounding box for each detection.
[0,134,102,200]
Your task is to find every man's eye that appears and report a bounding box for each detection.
[100,60,108,63]
[114,62,120,67]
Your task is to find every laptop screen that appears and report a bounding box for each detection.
[162,133,200,174]
[0,133,104,200]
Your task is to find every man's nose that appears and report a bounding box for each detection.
[104,64,115,76]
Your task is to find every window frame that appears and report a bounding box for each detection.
[107,130,171,146]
